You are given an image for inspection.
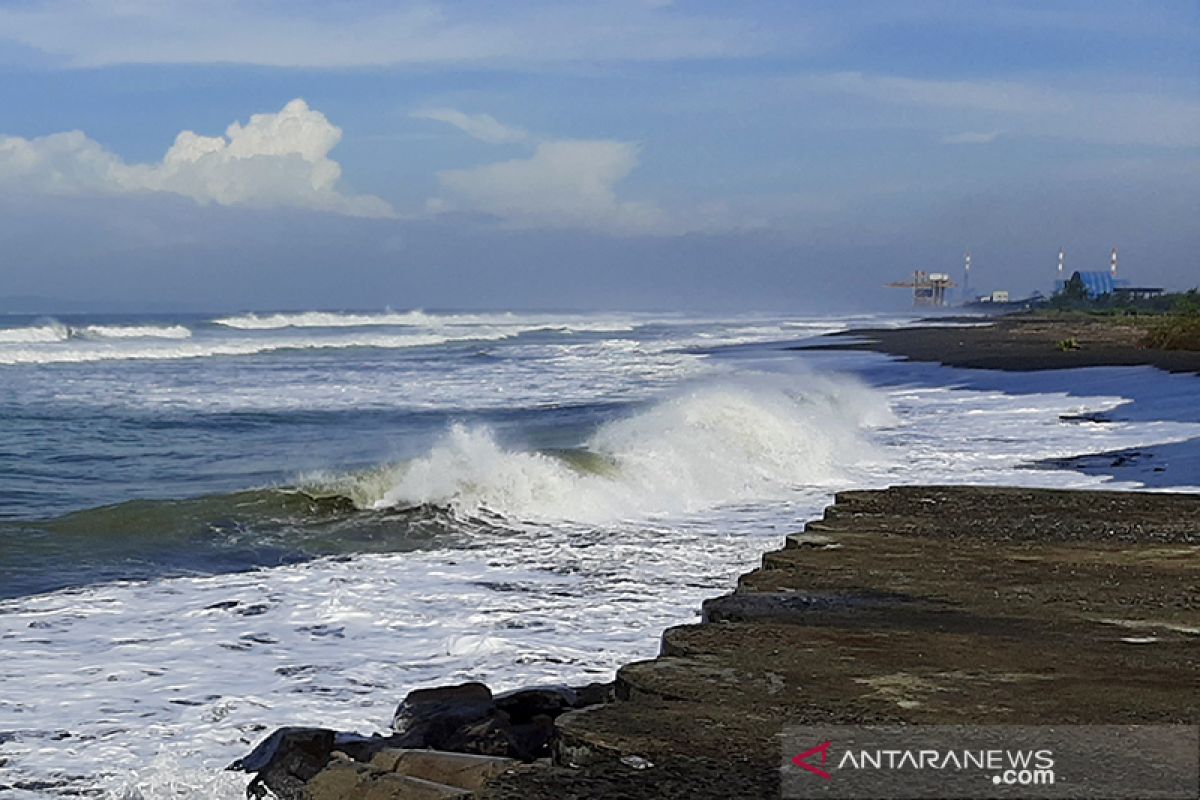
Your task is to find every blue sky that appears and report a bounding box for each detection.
[0,1,1196,311]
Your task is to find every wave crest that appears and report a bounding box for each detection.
[0,322,70,344]
[213,309,637,334]
[214,310,436,329]
[325,376,893,523]
[74,324,192,340]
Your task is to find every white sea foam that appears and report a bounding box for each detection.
[212,309,638,333]
[0,313,831,368]
[0,330,513,366]
[0,322,69,344]
[214,310,438,329]
[74,324,192,340]
[0,322,192,346]
[350,377,893,522]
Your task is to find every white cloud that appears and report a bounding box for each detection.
[433,139,667,233]
[942,131,1002,145]
[412,109,529,144]
[0,99,393,217]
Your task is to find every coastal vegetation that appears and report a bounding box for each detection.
[1038,286,1200,351]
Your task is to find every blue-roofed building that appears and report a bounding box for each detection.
[1071,270,1129,299]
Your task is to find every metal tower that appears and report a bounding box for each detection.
[963,251,972,302]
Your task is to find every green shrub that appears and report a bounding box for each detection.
[1143,316,1200,350]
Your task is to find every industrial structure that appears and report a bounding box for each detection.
[961,251,972,303]
[891,245,1160,308]
[1068,246,1126,298]
[1062,247,1163,300]
[887,270,955,307]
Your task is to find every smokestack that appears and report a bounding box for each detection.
[1058,248,1064,280]
[1110,247,1118,277]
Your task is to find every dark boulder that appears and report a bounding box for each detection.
[494,685,578,723]
[392,681,497,747]
[388,680,614,761]
[571,681,615,708]
[229,727,335,799]
[231,679,621,796]
[229,727,401,799]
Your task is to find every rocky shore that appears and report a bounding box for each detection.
[802,314,1200,373]
[234,486,1200,799]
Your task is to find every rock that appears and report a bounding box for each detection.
[231,728,408,799]
[701,590,914,624]
[441,716,519,759]
[388,681,612,761]
[229,727,336,799]
[306,754,471,800]
[369,749,517,791]
[493,686,577,723]
[571,681,615,707]
[507,716,556,761]
[304,755,366,800]
[233,679,616,798]
[392,682,497,747]
[784,532,842,549]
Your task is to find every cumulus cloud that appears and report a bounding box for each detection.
[432,138,667,234]
[0,99,393,217]
[412,108,529,144]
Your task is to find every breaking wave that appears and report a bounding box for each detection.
[74,324,192,340]
[0,322,70,344]
[212,310,638,333]
[0,321,192,347]
[316,376,894,524]
[0,330,515,366]
[214,310,438,329]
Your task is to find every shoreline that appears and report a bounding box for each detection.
[235,486,1200,799]
[798,313,1200,374]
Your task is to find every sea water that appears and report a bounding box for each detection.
[0,310,1197,798]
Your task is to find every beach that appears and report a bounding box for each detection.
[217,316,1200,800]
[803,313,1200,373]
[237,485,1200,799]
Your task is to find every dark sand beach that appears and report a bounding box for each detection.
[800,314,1200,373]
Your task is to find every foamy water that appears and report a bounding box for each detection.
[1,310,1197,799]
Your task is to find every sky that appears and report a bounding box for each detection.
[0,1,1197,312]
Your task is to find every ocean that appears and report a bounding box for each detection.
[1,309,1198,798]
